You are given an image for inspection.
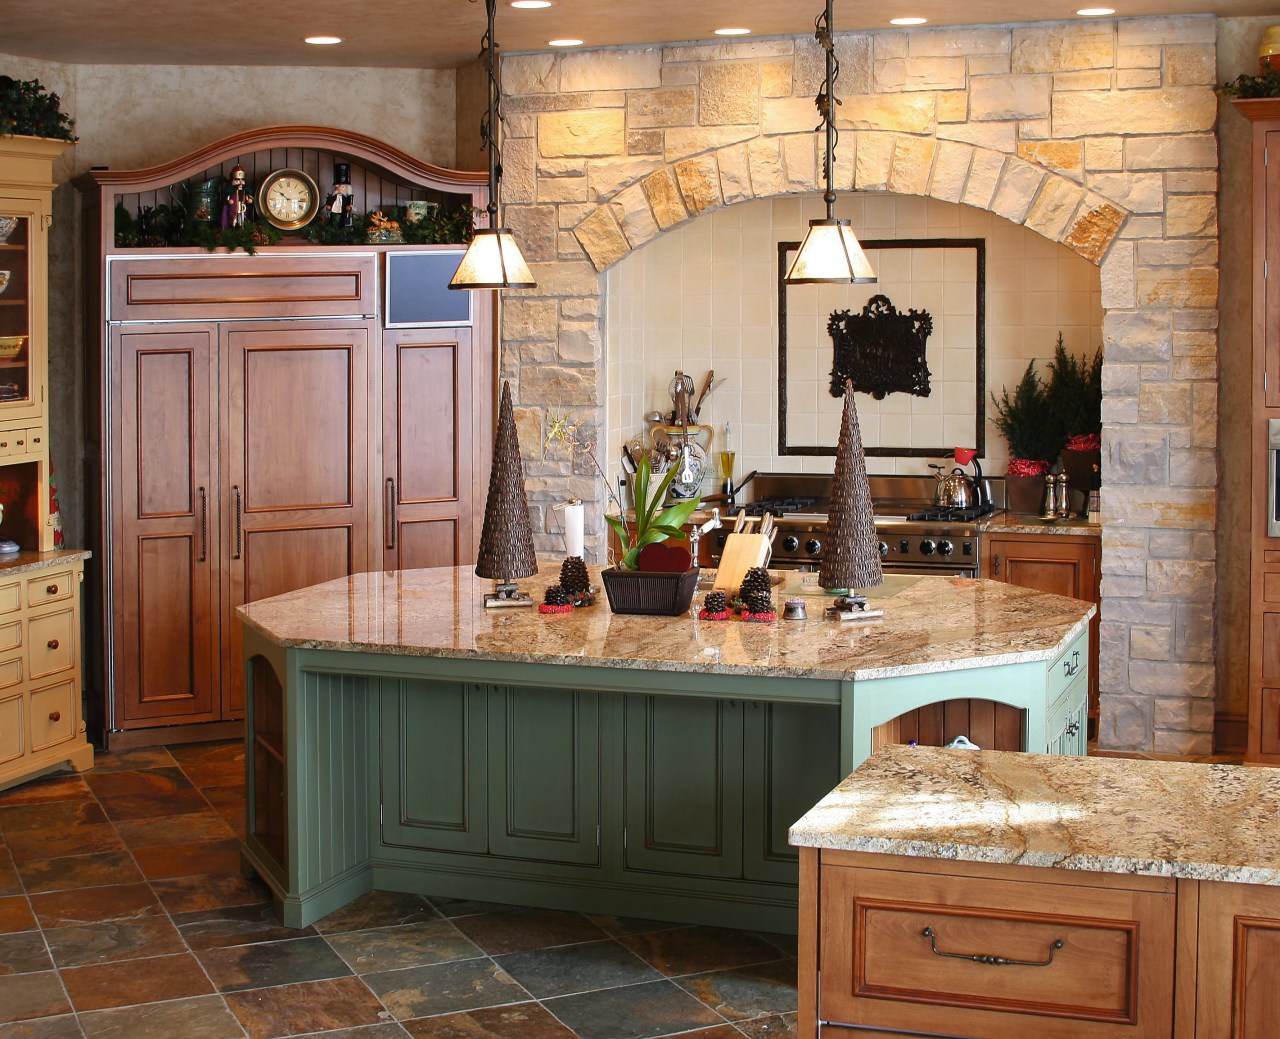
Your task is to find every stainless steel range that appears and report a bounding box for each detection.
[708,473,1002,577]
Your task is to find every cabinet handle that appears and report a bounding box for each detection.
[47,638,59,650]
[46,584,58,595]
[48,710,60,722]
[198,486,208,563]
[386,478,396,551]
[233,484,243,560]
[32,437,40,444]
[993,555,1001,576]
[1065,719,1081,737]
[921,927,1064,968]
[1063,650,1081,677]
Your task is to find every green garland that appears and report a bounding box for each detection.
[0,76,76,141]
[1220,67,1280,99]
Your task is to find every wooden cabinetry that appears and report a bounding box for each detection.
[802,849,1280,1039]
[1236,99,1280,765]
[986,530,1100,728]
[79,128,493,747]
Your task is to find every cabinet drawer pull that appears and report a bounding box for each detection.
[46,584,58,595]
[233,485,243,560]
[921,927,1064,968]
[386,478,396,551]
[46,638,59,650]
[48,710,60,722]
[1063,649,1081,677]
[198,486,208,563]
[1065,719,1081,737]
[993,555,1001,576]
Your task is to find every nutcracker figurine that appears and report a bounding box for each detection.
[221,165,254,228]
[324,162,355,226]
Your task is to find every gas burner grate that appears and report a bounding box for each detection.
[907,504,997,523]
[734,496,826,517]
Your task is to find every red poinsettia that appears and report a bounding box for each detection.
[1006,458,1050,477]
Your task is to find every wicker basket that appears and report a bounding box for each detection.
[600,566,699,616]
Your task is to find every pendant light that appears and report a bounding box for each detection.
[450,0,536,290]
[784,0,876,285]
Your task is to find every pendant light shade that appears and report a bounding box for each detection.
[784,219,877,284]
[784,0,875,287]
[449,228,535,290]
[450,0,536,291]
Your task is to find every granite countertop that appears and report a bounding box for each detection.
[983,513,1101,537]
[790,744,1280,887]
[237,565,1093,682]
[0,548,91,576]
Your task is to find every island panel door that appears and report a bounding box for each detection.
[742,702,841,884]
[382,328,478,570]
[380,678,488,853]
[487,686,601,866]
[1195,880,1280,1038]
[223,322,374,717]
[623,695,744,879]
[111,324,220,726]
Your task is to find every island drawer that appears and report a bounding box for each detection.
[1046,626,1087,705]
[819,863,1175,1038]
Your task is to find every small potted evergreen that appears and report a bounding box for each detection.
[1046,335,1102,497]
[991,360,1059,514]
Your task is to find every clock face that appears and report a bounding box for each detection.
[259,169,319,230]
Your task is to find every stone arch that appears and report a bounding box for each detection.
[570,136,1131,276]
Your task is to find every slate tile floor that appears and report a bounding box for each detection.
[0,743,798,1039]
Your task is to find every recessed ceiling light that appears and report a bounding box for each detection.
[304,35,343,45]
[715,27,752,36]
[889,17,928,26]
[1076,6,1115,14]
[549,38,583,46]
[511,0,553,7]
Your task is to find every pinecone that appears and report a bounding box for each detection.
[543,585,571,607]
[703,591,728,614]
[745,590,774,616]
[560,556,590,597]
[738,567,772,602]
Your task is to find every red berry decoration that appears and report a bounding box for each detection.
[698,590,731,621]
[742,589,776,622]
[538,584,574,615]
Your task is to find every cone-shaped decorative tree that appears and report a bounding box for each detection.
[475,381,538,606]
[819,383,884,592]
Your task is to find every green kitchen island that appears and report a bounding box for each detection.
[237,566,1094,929]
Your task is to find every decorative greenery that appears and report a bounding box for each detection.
[604,455,699,572]
[401,203,477,245]
[302,216,369,245]
[189,219,282,255]
[0,76,76,141]
[991,360,1059,466]
[1045,334,1102,441]
[1220,67,1280,99]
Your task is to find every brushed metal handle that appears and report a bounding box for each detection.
[48,710,60,722]
[46,584,58,595]
[47,639,59,650]
[922,927,1064,968]
[1063,650,1081,677]
[386,478,396,551]
[233,484,242,560]
[198,486,208,563]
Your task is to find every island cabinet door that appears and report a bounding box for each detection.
[486,687,601,866]
[818,863,1176,1039]
[379,679,488,853]
[622,695,744,879]
[1195,881,1280,1038]
[741,701,840,884]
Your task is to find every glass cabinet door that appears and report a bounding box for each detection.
[0,208,36,413]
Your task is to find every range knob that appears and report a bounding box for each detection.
[920,539,937,556]
[782,535,800,553]
[878,541,889,556]
[938,539,954,556]
[805,538,822,556]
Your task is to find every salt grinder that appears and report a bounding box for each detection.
[1056,472,1072,519]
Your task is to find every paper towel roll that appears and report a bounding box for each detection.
[564,501,584,559]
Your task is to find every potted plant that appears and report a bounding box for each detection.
[991,360,1058,514]
[601,455,702,615]
[1046,335,1102,495]
[0,77,76,141]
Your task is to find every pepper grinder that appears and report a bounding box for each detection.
[1040,475,1059,520]
[1056,472,1072,519]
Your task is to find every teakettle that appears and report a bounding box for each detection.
[942,467,976,509]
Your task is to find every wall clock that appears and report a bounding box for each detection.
[258,168,320,230]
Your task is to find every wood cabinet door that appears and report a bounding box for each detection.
[742,701,840,884]
[380,678,489,854]
[487,686,601,866]
[1196,881,1280,1038]
[223,323,374,717]
[622,695,744,878]
[1264,129,1280,410]
[111,325,220,726]
[382,328,479,570]
[987,533,1100,721]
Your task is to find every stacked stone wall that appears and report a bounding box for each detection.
[499,16,1221,754]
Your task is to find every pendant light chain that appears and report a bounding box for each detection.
[480,0,501,229]
[814,0,841,200]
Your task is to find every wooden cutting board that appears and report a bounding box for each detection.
[713,514,774,593]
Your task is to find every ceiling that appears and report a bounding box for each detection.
[2,0,1274,70]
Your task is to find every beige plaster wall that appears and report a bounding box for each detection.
[0,52,457,551]
[499,16,1223,755]
[1215,17,1273,736]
